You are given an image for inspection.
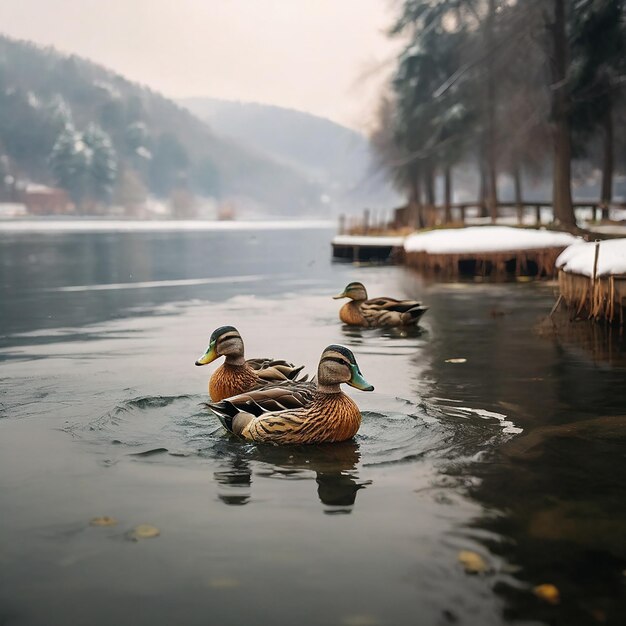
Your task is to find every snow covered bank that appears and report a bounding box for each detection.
[404,226,578,254]
[0,219,335,234]
[556,239,626,324]
[556,238,626,277]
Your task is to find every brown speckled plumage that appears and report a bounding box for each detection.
[241,392,361,444]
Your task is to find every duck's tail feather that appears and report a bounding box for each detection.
[402,305,429,325]
[203,402,232,432]
[248,358,307,383]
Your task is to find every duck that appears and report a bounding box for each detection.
[195,326,306,401]
[207,344,374,445]
[333,282,428,327]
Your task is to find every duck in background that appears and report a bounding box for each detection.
[333,282,428,327]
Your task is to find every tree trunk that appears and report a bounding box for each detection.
[600,104,613,221]
[444,166,452,224]
[478,159,488,218]
[551,0,576,228]
[485,0,498,223]
[410,174,424,229]
[513,165,523,224]
[424,166,435,226]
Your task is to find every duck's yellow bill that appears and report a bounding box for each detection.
[195,342,218,366]
[348,364,374,391]
[333,292,347,299]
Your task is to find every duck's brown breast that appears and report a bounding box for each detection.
[339,302,367,326]
[209,363,259,401]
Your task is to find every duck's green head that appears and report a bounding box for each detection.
[318,344,374,391]
[333,282,368,302]
[195,326,244,366]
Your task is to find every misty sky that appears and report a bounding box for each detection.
[0,0,402,130]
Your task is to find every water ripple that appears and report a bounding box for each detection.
[67,392,520,469]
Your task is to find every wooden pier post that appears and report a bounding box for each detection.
[338,214,345,235]
[363,209,370,235]
[535,205,541,225]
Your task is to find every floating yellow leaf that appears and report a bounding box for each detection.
[445,358,467,364]
[90,516,117,527]
[533,583,560,605]
[458,550,488,574]
[129,524,160,540]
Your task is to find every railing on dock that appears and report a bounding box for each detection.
[338,201,626,236]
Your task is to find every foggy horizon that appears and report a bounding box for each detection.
[0,0,401,131]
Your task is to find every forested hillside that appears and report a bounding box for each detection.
[0,35,324,216]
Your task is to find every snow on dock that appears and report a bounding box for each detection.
[332,235,405,247]
[404,226,577,254]
[404,226,578,278]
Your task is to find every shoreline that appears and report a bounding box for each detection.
[0,218,335,233]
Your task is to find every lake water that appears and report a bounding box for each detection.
[1,223,625,626]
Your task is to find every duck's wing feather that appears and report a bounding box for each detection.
[246,358,307,382]
[364,297,423,313]
[362,297,429,326]
[207,380,316,434]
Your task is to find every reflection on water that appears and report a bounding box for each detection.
[72,392,483,515]
[214,454,252,506]
[469,413,626,625]
[215,441,367,512]
[340,324,427,340]
[1,227,625,625]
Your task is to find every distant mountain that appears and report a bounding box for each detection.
[0,35,325,216]
[181,98,401,212]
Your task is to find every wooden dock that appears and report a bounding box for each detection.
[331,235,405,263]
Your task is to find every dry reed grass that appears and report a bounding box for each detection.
[558,270,626,325]
[404,247,565,280]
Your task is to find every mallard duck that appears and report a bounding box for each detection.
[195,326,306,401]
[207,345,374,445]
[333,282,428,327]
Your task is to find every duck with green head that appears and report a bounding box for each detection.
[195,326,306,401]
[333,281,428,327]
[207,344,374,445]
